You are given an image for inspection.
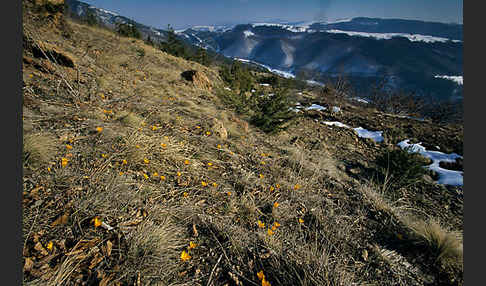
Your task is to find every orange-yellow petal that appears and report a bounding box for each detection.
[180,250,191,261]
[93,217,102,228]
[257,220,265,228]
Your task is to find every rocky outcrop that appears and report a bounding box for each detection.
[181,70,212,91]
[32,41,75,68]
[211,118,228,140]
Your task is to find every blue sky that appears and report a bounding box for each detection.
[80,0,463,30]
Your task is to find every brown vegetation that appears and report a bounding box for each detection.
[22,2,463,285]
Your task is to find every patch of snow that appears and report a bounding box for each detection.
[234,57,251,63]
[251,22,306,33]
[397,139,463,186]
[306,80,325,87]
[306,104,327,111]
[398,115,426,122]
[297,92,303,95]
[325,18,353,24]
[331,106,341,113]
[351,97,370,104]
[259,83,270,87]
[251,89,256,93]
[243,30,255,37]
[224,87,232,91]
[289,108,301,113]
[322,121,350,128]
[434,75,463,85]
[191,34,203,43]
[233,58,296,79]
[191,25,215,32]
[353,127,384,143]
[90,6,118,16]
[99,8,118,16]
[325,29,460,43]
[289,102,303,113]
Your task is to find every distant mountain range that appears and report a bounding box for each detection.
[66,0,463,102]
[65,0,170,42]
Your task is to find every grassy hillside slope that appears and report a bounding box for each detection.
[22,1,463,285]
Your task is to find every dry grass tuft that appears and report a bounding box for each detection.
[117,111,144,128]
[403,217,463,268]
[123,218,187,284]
[23,132,57,167]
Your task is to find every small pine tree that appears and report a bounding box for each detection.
[250,86,295,133]
[145,35,154,46]
[375,148,428,191]
[160,24,189,58]
[116,21,141,39]
[219,61,255,92]
[85,9,98,26]
[195,47,211,66]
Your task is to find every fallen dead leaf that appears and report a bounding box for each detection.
[24,257,34,272]
[50,212,69,227]
[119,219,143,227]
[99,273,115,286]
[89,253,104,269]
[65,249,83,256]
[106,240,113,257]
[192,224,199,237]
[136,209,148,218]
[30,186,44,198]
[34,242,48,256]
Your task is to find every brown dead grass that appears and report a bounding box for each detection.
[21,7,463,286]
[23,132,57,167]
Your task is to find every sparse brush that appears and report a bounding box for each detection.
[23,132,57,167]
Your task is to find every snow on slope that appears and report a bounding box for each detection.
[251,22,309,33]
[398,139,463,186]
[233,58,296,79]
[306,104,327,111]
[353,127,384,142]
[434,75,463,85]
[243,30,255,37]
[322,121,351,128]
[325,29,461,43]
